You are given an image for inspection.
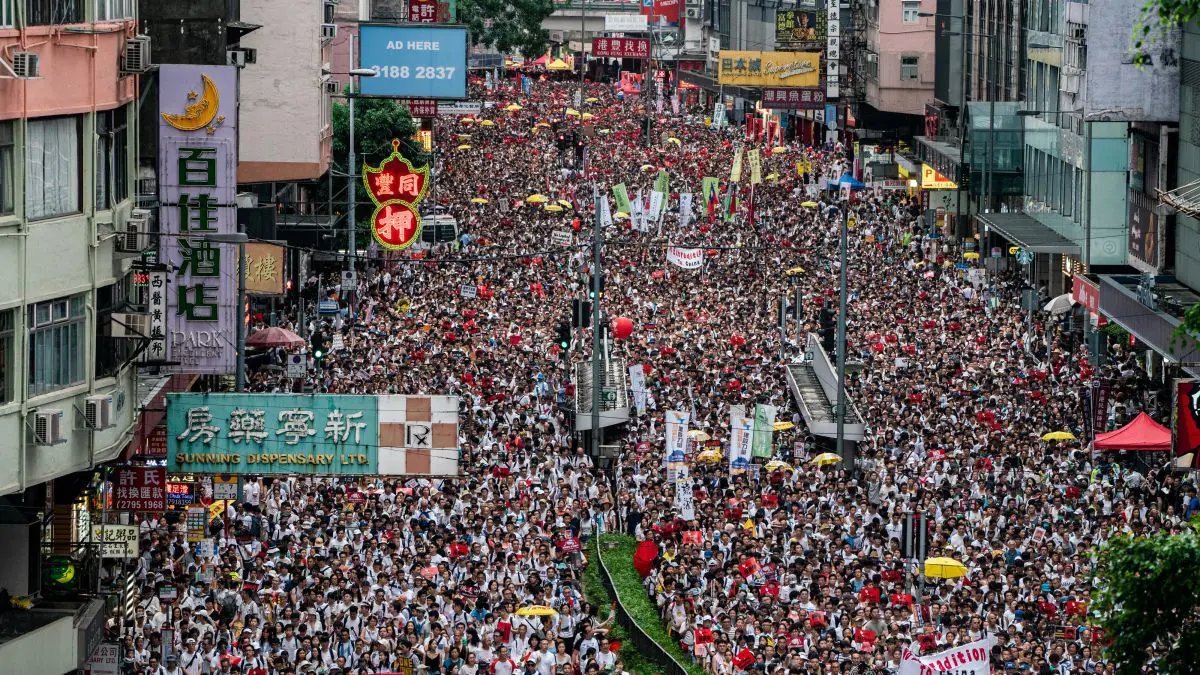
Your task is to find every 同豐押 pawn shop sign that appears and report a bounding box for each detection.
[166,393,461,476]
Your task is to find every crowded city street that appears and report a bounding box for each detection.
[115,76,1197,675]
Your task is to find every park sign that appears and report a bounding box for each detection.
[167,393,461,476]
[158,65,240,373]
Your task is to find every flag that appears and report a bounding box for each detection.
[599,195,613,229]
[724,186,738,224]
[612,183,631,214]
[654,169,670,195]
[751,404,776,458]
[679,193,693,228]
[702,177,720,218]
[747,186,755,226]
[747,148,762,185]
[731,147,744,183]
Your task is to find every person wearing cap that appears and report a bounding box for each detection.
[178,638,203,675]
[160,654,184,675]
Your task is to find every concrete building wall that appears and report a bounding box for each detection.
[867,0,935,116]
[238,0,333,182]
[1176,22,1200,290]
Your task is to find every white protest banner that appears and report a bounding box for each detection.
[551,230,573,246]
[460,284,477,299]
[649,191,665,220]
[665,410,690,470]
[666,247,704,269]
[675,477,695,520]
[599,195,613,228]
[678,193,693,228]
[900,637,994,675]
[728,416,754,475]
[629,364,648,414]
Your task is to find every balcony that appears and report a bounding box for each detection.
[0,597,105,673]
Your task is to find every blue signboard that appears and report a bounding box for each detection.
[169,393,381,475]
[358,24,468,99]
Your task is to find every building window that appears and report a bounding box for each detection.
[901,56,920,80]
[902,0,921,22]
[0,122,13,215]
[0,0,13,27]
[0,310,13,404]
[25,0,82,25]
[95,0,132,20]
[25,116,80,220]
[95,277,134,379]
[96,106,129,211]
[28,294,86,396]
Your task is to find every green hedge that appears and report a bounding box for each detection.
[582,539,658,675]
[596,534,707,675]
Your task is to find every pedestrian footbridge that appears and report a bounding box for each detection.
[784,334,866,442]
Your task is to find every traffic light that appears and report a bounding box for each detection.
[572,298,593,328]
[819,306,836,354]
[311,331,326,360]
[556,322,572,350]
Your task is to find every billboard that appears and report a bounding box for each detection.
[111,467,168,511]
[358,25,468,99]
[922,164,957,189]
[762,87,825,110]
[1175,380,1200,470]
[1084,0,1180,122]
[242,243,286,295]
[775,10,825,51]
[158,65,239,374]
[167,393,460,476]
[718,51,820,88]
[593,38,651,59]
[642,0,679,27]
[605,14,648,32]
[1127,190,1163,271]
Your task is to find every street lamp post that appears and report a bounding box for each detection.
[202,232,250,392]
[345,32,378,317]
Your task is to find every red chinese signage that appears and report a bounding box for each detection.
[762,88,826,110]
[408,0,437,22]
[1071,275,1100,317]
[406,99,438,118]
[592,38,651,59]
[1176,380,1200,470]
[113,467,167,512]
[362,139,431,250]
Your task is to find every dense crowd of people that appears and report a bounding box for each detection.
[116,75,1200,675]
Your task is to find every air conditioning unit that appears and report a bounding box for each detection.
[85,394,115,431]
[321,23,337,41]
[324,79,340,95]
[227,47,257,67]
[118,209,149,253]
[122,35,152,73]
[867,53,878,62]
[684,7,701,18]
[1062,73,1079,94]
[685,0,700,5]
[12,52,39,79]
[33,410,66,446]
[111,312,150,339]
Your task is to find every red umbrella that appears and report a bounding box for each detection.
[245,326,305,349]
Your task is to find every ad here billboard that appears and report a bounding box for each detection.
[358,24,468,99]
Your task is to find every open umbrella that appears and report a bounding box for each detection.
[565,108,581,117]
[688,430,711,442]
[667,137,682,145]
[923,557,968,579]
[771,146,787,154]
[810,452,842,466]
[585,97,600,103]
[478,120,496,127]
[800,201,819,208]
[772,421,795,431]
[963,252,980,260]
[639,164,656,172]
[516,605,558,617]
[460,117,474,123]
[784,266,806,276]
[1044,293,1076,315]
[582,112,594,121]
[765,460,793,472]
[1041,431,1077,441]
[470,198,489,204]
[526,194,549,203]
[557,199,574,208]
[455,134,472,140]
[505,103,523,111]
[766,172,779,181]
[544,204,564,212]
[456,144,473,150]
[246,326,305,349]
[697,449,722,462]
[614,211,629,219]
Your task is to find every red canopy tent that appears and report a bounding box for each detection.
[1093,412,1171,451]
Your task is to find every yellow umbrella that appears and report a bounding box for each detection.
[516,605,559,617]
[598,129,612,134]
[460,117,475,123]
[772,421,795,431]
[667,137,682,145]
[536,122,551,128]
[771,146,787,155]
[505,103,523,111]
[526,194,549,203]
[614,211,629,219]
[697,449,723,463]
[639,164,656,172]
[800,201,819,208]
[585,97,600,103]
[784,266,806,276]
[478,120,496,127]
[565,108,580,117]
[456,134,472,140]
[544,204,564,212]
[582,112,594,121]
[1041,431,1077,441]
[688,430,711,442]
[810,452,843,466]
[557,199,574,208]
[764,460,793,472]
[766,172,779,181]
[456,144,473,150]
[470,198,489,204]
[963,252,980,260]
[923,557,968,579]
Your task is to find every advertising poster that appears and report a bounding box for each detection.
[775,9,826,50]
[1175,380,1200,470]
[358,25,468,99]
[718,51,821,87]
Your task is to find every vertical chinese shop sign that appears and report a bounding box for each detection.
[362,139,430,250]
[158,65,239,374]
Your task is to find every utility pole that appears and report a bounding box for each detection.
[590,183,603,456]
[835,203,850,464]
[347,31,358,317]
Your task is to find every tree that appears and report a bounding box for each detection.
[458,0,556,58]
[1093,518,1200,674]
[1134,0,1193,62]
[329,96,429,248]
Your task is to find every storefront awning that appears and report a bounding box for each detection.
[676,70,760,100]
[1099,275,1200,378]
[976,212,1081,255]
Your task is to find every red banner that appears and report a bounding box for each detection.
[406,99,438,118]
[113,467,167,512]
[762,88,826,110]
[408,0,438,23]
[1176,380,1200,469]
[592,38,651,59]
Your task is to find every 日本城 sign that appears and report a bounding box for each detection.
[167,393,461,476]
[112,467,168,511]
[592,38,651,59]
[762,87,825,110]
[718,51,821,87]
[358,24,468,99]
[158,65,239,374]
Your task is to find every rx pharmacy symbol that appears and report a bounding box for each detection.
[362,139,431,250]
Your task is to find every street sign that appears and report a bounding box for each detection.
[287,353,306,378]
[212,475,238,501]
[341,270,357,287]
[601,389,618,404]
[438,101,484,116]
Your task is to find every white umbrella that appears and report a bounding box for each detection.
[1044,293,1076,315]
